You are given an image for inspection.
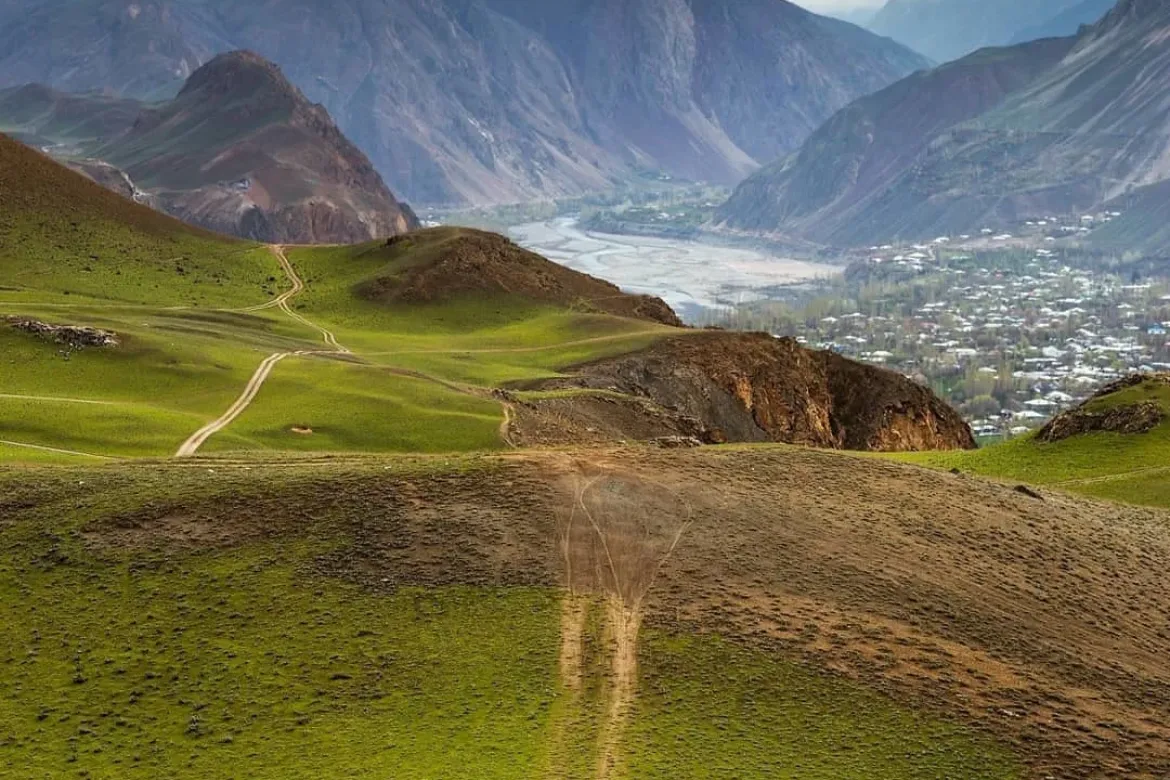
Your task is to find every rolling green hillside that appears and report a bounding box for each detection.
[0,452,1053,779]
[0,134,676,461]
[896,375,1170,508]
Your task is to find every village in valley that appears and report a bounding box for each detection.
[715,217,1170,441]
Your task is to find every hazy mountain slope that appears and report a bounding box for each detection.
[719,0,1170,249]
[87,51,418,244]
[717,37,1075,242]
[0,0,928,205]
[0,83,140,149]
[869,0,1081,62]
[1010,0,1118,43]
[0,0,230,99]
[483,0,929,181]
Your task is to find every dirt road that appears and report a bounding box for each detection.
[270,246,350,353]
[174,351,292,457]
[174,246,352,458]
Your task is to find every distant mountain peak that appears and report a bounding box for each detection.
[177,50,299,103]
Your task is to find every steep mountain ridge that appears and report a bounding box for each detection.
[868,0,1082,62]
[0,0,929,205]
[719,0,1170,250]
[3,52,420,244]
[717,37,1076,243]
[1010,0,1118,44]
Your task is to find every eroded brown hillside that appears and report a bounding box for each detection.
[527,332,974,452]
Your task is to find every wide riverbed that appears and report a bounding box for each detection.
[508,218,839,317]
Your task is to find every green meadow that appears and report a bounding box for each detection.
[0,462,1021,779]
[894,379,1170,508]
[0,220,673,460]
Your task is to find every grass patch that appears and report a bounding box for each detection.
[893,380,1170,508]
[625,630,1020,779]
[0,549,562,777]
[200,357,504,454]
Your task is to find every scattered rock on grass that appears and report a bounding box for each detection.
[6,316,118,348]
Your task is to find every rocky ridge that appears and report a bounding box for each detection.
[528,331,975,452]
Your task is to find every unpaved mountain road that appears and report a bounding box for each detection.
[269,246,350,353]
[174,351,293,458]
[175,246,350,458]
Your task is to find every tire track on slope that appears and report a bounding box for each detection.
[270,245,350,353]
[551,466,695,780]
[175,246,349,458]
[0,439,115,460]
[0,394,121,406]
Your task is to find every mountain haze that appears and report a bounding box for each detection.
[0,0,929,205]
[1010,0,1118,43]
[868,0,1083,62]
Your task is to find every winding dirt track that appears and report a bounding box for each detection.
[269,246,350,353]
[174,352,293,458]
[175,246,348,458]
[0,439,114,459]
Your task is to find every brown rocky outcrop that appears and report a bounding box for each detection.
[361,228,682,327]
[1037,374,1170,443]
[536,331,975,452]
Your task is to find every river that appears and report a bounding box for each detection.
[507,218,839,318]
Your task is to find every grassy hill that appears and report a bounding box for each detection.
[4,445,1169,777]
[896,375,1170,508]
[6,132,1170,780]
[0,134,678,460]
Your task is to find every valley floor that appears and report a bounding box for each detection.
[508,217,840,317]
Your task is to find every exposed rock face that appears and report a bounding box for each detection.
[538,332,975,452]
[1038,403,1165,442]
[0,0,928,206]
[92,51,417,244]
[1037,374,1170,442]
[719,1,1170,254]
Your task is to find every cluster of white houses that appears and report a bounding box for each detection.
[787,246,1170,436]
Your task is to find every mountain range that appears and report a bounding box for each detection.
[718,0,1170,252]
[0,0,929,206]
[1,52,418,244]
[868,0,1116,62]
[1009,0,1119,43]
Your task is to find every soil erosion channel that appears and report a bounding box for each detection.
[556,462,694,778]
